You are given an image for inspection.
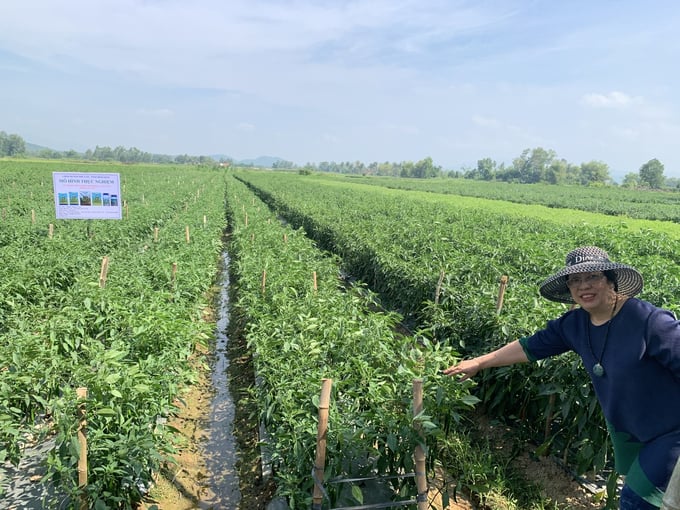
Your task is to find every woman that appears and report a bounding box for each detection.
[443,246,680,509]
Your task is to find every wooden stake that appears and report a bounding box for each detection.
[31,209,36,224]
[48,224,54,239]
[413,379,428,510]
[261,270,267,295]
[124,201,129,219]
[434,270,445,304]
[99,256,109,288]
[544,393,556,447]
[76,387,88,510]
[312,271,318,292]
[203,215,207,227]
[312,379,333,510]
[171,262,178,285]
[244,212,248,227]
[185,226,190,244]
[154,227,159,242]
[496,275,508,314]
[283,233,288,243]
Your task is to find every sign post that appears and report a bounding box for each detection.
[52,172,122,220]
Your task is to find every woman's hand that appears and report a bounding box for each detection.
[441,358,482,381]
[441,340,529,381]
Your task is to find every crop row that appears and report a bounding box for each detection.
[336,174,680,223]
[234,170,680,483]
[223,174,480,508]
[0,161,225,508]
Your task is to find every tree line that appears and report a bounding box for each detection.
[285,156,442,178]
[285,147,671,189]
[0,132,224,166]
[1,130,672,188]
[464,147,669,189]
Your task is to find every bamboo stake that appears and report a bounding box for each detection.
[99,256,109,288]
[48,224,54,239]
[312,379,333,510]
[31,209,36,224]
[154,227,159,242]
[203,215,207,228]
[544,393,556,446]
[434,270,445,304]
[261,270,267,295]
[413,379,428,510]
[76,387,88,510]
[185,226,190,244]
[244,212,248,227]
[496,275,508,314]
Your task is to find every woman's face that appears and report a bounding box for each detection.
[566,272,615,312]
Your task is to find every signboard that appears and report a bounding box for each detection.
[53,172,122,220]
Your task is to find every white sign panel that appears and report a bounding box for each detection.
[53,172,122,220]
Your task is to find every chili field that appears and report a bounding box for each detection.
[1,160,225,508]
[233,169,680,507]
[3,161,680,509]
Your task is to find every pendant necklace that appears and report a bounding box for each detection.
[587,295,618,377]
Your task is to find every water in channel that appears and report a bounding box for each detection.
[201,251,242,508]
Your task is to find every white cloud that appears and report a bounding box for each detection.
[611,126,639,140]
[237,122,256,132]
[582,91,635,108]
[322,133,341,144]
[383,123,420,135]
[471,115,501,128]
[137,108,174,118]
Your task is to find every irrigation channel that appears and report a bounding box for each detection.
[0,251,245,509]
[199,251,242,507]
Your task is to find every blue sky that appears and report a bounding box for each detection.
[1,0,679,178]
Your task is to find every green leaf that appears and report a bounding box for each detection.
[105,374,121,385]
[350,484,364,504]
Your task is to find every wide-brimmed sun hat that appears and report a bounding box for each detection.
[539,246,643,304]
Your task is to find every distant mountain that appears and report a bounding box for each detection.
[211,154,283,168]
[25,142,54,154]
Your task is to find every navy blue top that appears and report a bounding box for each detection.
[519,298,680,505]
